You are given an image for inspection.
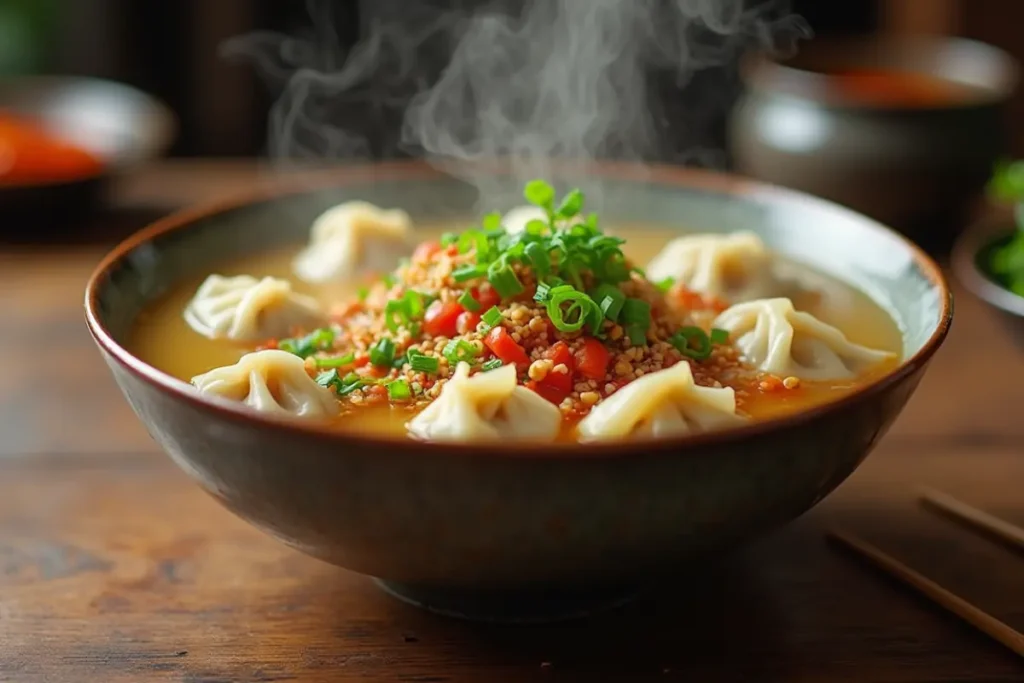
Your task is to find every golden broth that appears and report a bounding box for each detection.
[129,226,904,438]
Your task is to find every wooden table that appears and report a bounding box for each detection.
[2,161,1023,682]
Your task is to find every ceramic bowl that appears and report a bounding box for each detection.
[84,162,952,623]
[0,75,176,226]
[729,35,1018,253]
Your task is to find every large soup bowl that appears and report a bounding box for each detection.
[84,162,951,623]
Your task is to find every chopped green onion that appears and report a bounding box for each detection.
[656,277,675,292]
[626,325,647,347]
[443,339,479,364]
[357,286,370,302]
[457,230,489,258]
[317,370,370,396]
[556,189,583,218]
[315,352,355,369]
[384,300,410,333]
[382,273,397,288]
[369,338,396,367]
[590,284,625,321]
[534,282,553,303]
[479,306,503,331]
[546,285,602,334]
[481,359,505,371]
[525,242,550,278]
[620,298,652,329]
[386,379,412,401]
[408,350,440,374]
[488,263,525,298]
[710,328,730,345]
[482,212,503,231]
[316,369,341,390]
[452,263,488,282]
[458,291,481,311]
[440,232,458,247]
[392,353,408,369]
[524,179,555,209]
[670,326,713,360]
[278,327,336,359]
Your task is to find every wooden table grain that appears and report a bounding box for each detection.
[2,161,1023,682]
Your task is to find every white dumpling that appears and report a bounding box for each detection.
[407,362,562,442]
[184,274,326,342]
[293,200,414,283]
[501,205,547,234]
[645,231,785,302]
[577,362,746,441]
[191,349,338,418]
[712,297,897,381]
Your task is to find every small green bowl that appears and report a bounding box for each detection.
[952,213,1024,338]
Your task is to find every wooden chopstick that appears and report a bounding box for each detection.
[827,528,1024,657]
[918,487,1024,554]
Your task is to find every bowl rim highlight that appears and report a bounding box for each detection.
[83,160,953,459]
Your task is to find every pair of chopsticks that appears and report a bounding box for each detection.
[827,487,1024,657]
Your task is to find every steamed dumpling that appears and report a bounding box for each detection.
[502,205,546,234]
[645,231,784,302]
[184,274,326,342]
[293,201,414,283]
[577,362,746,441]
[712,297,897,381]
[191,349,338,418]
[407,362,562,442]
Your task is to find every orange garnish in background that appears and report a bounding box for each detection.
[0,113,103,185]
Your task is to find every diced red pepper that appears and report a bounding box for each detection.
[472,285,501,309]
[575,336,611,380]
[527,379,569,406]
[423,300,464,338]
[456,310,482,335]
[412,240,442,263]
[538,341,574,394]
[485,326,530,365]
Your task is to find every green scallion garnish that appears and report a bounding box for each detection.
[443,339,479,364]
[545,285,602,334]
[440,232,458,247]
[710,328,729,345]
[481,359,504,371]
[524,241,550,278]
[488,263,525,299]
[620,298,651,329]
[656,277,675,293]
[317,370,370,396]
[408,350,440,374]
[458,291,481,311]
[386,379,412,401]
[626,325,648,347]
[452,264,487,282]
[670,326,713,361]
[590,283,625,322]
[315,352,356,369]
[278,327,336,359]
[480,306,503,329]
[369,338,396,367]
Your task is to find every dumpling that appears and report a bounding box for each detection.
[645,231,786,302]
[184,274,325,342]
[191,349,338,418]
[712,297,897,381]
[501,205,546,234]
[576,362,746,441]
[293,200,414,283]
[407,362,562,442]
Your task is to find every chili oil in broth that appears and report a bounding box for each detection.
[129,226,904,440]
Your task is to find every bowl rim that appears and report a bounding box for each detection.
[951,210,1024,317]
[83,160,953,459]
[740,34,1020,111]
[0,74,178,190]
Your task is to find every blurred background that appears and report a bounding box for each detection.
[4,0,1021,159]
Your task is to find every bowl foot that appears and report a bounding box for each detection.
[373,578,642,624]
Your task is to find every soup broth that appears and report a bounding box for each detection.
[130,224,903,440]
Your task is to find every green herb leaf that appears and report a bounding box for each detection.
[524,179,556,209]
[556,189,584,218]
[670,326,713,361]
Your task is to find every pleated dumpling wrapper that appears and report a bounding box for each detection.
[645,231,787,303]
[406,361,562,442]
[712,297,897,382]
[184,274,326,342]
[576,361,747,441]
[293,200,414,283]
[191,349,338,418]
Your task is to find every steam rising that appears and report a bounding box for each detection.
[224,0,809,205]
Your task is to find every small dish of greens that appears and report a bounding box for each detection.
[953,159,1024,319]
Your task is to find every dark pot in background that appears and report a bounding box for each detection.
[729,36,1018,254]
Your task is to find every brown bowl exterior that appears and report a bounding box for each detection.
[729,35,1019,252]
[84,162,952,614]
